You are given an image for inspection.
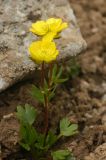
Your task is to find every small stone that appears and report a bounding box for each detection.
[102,94,106,103]
[80,80,90,90]
[102,83,106,92]
[102,114,106,126]
[85,113,92,119]
[0,23,3,33]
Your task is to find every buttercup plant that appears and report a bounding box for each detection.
[30,18,68,41]
[16,18,78,160]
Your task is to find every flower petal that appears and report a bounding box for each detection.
[30,21,48,36]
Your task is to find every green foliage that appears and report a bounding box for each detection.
[65,58,80,78]
[31,85,45,104]
[16,104,37,125]
[34,133,46,150]
[22,125,37,146]
[17,105,38,151]
[51,150,70,160]
[51,64,68,85]
[16,105,77,159]
[16,62,78,160]
[60,118,78,137]
[46,64,68,101]
[45,131,57,148]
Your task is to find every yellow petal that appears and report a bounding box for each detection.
[47,18,62,32]
[42,32,57,42]
[29,40,59,64]
[30,21,48,36]
[58,22,68,32]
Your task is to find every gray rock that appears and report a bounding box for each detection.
[0,0,87,92]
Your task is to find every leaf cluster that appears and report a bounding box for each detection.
[31,64,68,104]
[51,64,68,84]
[65,58,81,79]
[16,105,78,160]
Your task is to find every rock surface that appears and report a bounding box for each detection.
[0,114,20,158]
[84,143,106,160]
[0,0,87,92]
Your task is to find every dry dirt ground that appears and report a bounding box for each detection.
[0,0,106,160]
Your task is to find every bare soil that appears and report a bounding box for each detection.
[0,0,106,160]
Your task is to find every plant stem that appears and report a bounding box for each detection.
[44,95,49,135]
[40,62,49,137]
[41,61,45,88]
[44,63,53,135]
[48,63,53,88]
[43,63,54,146]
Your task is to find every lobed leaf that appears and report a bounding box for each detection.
[20,142,30,151]
[51,150,70,160]
[20,124,37,148]
[56,66,63,79]
[34,133,46,150]
[31,85,44,103]
[16,104,37,125]
[46,131,57,148]
[60,118,78,137]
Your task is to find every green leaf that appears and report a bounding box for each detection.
[20,125,28,141]
[20,142,30,151]
[28,126,38,145]
[51,150,70,160]
[20,124,37,147]
[66,155,76,160]
[52,65,68,84]
[46,131,57,148]
[55,78,68,83]
[16,104,37,125]
[25,104,37,125]
[35,133,45,150]
[56,66,63,79]
[43,79,49,95]
[60,118,78,137]
[67,58,80,78]
[52,64,58,80]
[16,105,25,123]
[70,65,80,78]
[48,89,56,101]
[31,85,44,103]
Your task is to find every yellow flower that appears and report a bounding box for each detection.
[30,21,48,36]
[29,40,59,63]
[47,18,68,33]
[30,18,68,41]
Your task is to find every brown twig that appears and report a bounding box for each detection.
[44,95,49,135]
[40,62,49,136]
[48,63,53,88]
[41,61,45,88]
[41,62,54,146]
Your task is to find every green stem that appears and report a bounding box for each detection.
[57,134,62,140]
